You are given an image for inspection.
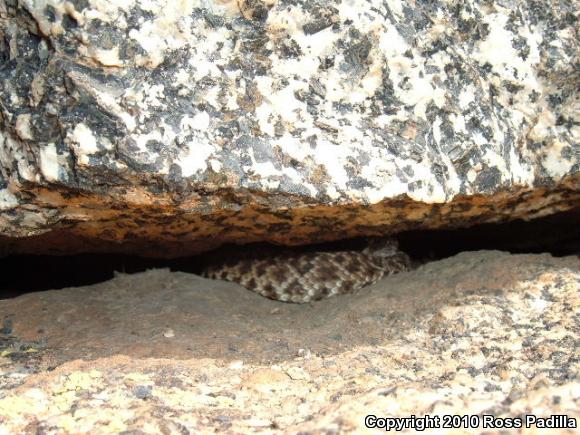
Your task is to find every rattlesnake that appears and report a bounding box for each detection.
[201,238,411,303]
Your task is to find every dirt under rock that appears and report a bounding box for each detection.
[0,251,578,433]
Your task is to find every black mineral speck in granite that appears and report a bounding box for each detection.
[1,318,13,335]
[133,385,153,399]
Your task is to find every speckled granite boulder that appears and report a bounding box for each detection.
[0,0,578,256]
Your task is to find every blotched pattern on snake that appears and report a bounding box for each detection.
[202,238,411,303]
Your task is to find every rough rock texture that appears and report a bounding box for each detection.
[0,251,578,433]
[0,0,579,256]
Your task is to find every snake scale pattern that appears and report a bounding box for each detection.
[202,238,411,303]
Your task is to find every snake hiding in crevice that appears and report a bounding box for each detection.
[201,238,411,303]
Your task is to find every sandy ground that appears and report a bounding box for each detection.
[0,251,578,433]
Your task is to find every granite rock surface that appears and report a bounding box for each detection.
[0,251,578,433]
[0,0,579,256]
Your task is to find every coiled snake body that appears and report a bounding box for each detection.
[202,238,410,303]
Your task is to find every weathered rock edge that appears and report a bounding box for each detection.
[0,180,579,257]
